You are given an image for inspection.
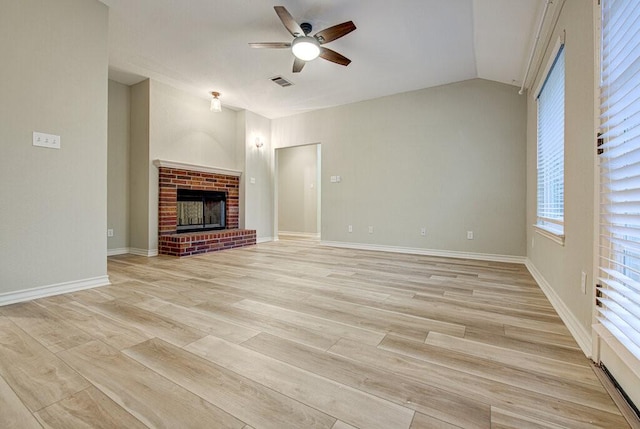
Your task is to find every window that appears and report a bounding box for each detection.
[536,45,566,239]
[597,0,640,361]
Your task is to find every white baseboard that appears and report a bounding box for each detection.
[278,231,320,239]
[320,241,526,264]
[0,276,110,307]
[129,248,158,257]
[525,259,592,357]
[107,247,130,256]
[257,236,274,244]
[107,247,158,257]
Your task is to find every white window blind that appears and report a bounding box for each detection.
[537,47,565,235]
[598,0,640,360]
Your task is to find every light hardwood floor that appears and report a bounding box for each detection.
[0,239,634,428]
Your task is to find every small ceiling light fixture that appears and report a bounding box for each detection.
[292,36,320,61]
[210,91,222,112]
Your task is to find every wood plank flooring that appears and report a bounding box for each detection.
[0,239,633,428]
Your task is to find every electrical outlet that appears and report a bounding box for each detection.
[348,225,353,233]
[421,227,426,236]
[33,131,61,149]
[107,229,114,237]
[330,176,337,183]
[368,226,373,234]
[467,231,474,240]
[581,271,587,294]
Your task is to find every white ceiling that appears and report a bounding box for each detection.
[101,0,544,119]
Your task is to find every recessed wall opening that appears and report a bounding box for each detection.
[275,143,321,240]
[176,189,226,233]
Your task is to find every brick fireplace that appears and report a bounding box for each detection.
[155,161,256,256]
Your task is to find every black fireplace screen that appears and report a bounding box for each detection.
[176,189,226,232]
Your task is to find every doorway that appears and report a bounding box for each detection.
[275,144,321,240]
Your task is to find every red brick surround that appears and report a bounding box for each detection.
[157,165,255,256]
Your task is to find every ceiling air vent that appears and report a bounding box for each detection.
[270,76,293,87]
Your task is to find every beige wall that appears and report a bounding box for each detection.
[277,144,319,235]
[0,0,109,297]
[148,80,239,168]
[243,111,274,241]
[525,0,595,349]
[129,80,151,253]
[236,111,247,230]
[107,80,131,252]
[272,79,527,257]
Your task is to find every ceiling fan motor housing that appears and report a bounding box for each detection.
[300,22,312,35]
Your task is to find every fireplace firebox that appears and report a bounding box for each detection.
[176,189,226,233]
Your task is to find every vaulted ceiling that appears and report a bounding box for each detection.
[101,0,543,119]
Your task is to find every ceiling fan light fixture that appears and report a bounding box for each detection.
[250,7,355,72]
[292,36,320,61]
[210,91,221,112]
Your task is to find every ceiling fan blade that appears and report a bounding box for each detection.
[319,47,351,66]
[293,57,306,73]
[314,21,356,44]
[248,42,292,49]
[274,6,303,37]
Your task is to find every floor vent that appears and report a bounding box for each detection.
[270,76,293,87]
[597,363,640,426]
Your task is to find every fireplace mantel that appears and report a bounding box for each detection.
[153,159,242,177]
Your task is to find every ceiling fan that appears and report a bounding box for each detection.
[249,6,356,73]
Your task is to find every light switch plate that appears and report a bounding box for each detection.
[33,131,60,149]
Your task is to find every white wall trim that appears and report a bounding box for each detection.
[257,236,274,244]
[107,247,131,256]
[534,35,566,98]
[153,159,242,177]
[533,224,565,246]
[278,231,320,239]
[0,276,110,307]
[107,248,159,257]
[525,259,592,357]
[129,247,158,257]
[320,241,526,264]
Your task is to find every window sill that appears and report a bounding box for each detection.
[534,224,565,246]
